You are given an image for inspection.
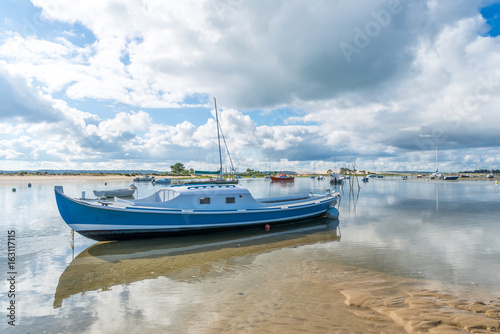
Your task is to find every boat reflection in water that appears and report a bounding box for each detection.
[54,218,340,309]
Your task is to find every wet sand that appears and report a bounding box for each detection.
[177,251,500,333]
[54,228,500,333]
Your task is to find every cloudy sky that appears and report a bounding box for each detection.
[0,0,499,173]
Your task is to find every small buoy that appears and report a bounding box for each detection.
[104,182,107,186]
[12,188,16,192]
[28,183,32,187]
[496,181,498,185]
[327,207,339,219]
[265,224,270,231]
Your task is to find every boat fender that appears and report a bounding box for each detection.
[265,224,270,231]
[327,207,339,219]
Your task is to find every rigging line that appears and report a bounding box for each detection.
[217,117,235,173]
[214,97,224,178]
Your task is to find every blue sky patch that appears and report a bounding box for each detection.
[481,3,500,37]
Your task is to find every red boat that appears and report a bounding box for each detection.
[270,173,295,181]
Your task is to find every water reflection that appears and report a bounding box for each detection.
[54,218,340,309]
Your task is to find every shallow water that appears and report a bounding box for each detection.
[1,176,499,332]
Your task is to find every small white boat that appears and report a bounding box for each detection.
[487,159,494,178]
[134,175,154,182]
[93,184,137,198]
[329,173,343,185]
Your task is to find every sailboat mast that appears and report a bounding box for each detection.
[214,97,223,179]
[435,145,438,172]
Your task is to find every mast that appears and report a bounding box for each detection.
[214,97,223,179]
[435,145,438,172]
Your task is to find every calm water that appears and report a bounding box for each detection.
[1,177,499,332]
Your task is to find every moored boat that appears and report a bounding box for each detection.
[153,178,172,184]
[329,173,343,185]
[134,175,154,182]
[93,184,137,198]
[443,175,459,180]
[54,184,339,241]
[271,173,295,181]
[487,159,494,178]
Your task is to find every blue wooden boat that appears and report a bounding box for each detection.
[443,175,458,180]
[55,184,340,241]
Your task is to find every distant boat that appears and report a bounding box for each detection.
[368,174,376,178]
[401,175,408,180]
[93,184,137,198]
[377,175,384,178]
[271,173,295,181]
[153,178,172,184]
[430,170,443,179]
[430,145,442,179]
[362,177,369,182]
[330,174,343,185]
[443,175,458,180]
[460,174,470,178]
[134,175,154,182]
[487,159,494,178]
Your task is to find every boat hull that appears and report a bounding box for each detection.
[270,177,294,181]
[93,189,136,198]
[55,188,337,241]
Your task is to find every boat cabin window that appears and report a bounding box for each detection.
[226,197,235,204]
[200,197,210,204]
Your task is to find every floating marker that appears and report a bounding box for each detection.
[28,183,32,187]
[12,188,16,192]
[265,224,270,231]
